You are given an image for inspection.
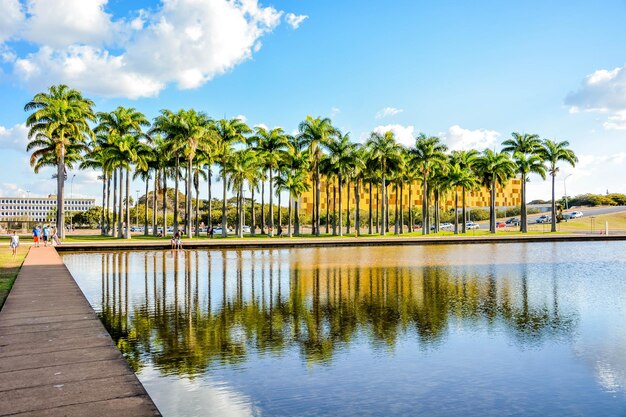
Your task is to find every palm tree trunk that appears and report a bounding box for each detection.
[195,169,200,238]
[269,169,274,231]
[338,174,343,236]
[325,179,330,234]
[394,184,399,235]
[368,181,373,235]
[347,182,351,234]
[375,185,379,234]
[144,176,149,236]
[101,175,106,236]
[315,164,321,236]
[434,189,439,233]
[400,182,404,234]
[454,189,459,234]
[288,194,293,237]
[125,166,130,239]
[239,184,244,238]
[462,186,467,233]
[521,175,527,233]
[112,169,117,238]
[261,181,265,234]
[221,171,228,237]
[333,184,337,235]
[386,184,390,233]
[381,173,386,236]
[295,196,300,236]
[186,158,193,237]
[490,179,496,233]
[408,182,412,233]
[235,188,240,235]
[118,168,123,237]
[277,190,282,232]
[422,177,428,235]
[152,173,157,236]
[57,145,65,239]
[355,181,360,236]
[106,174,111,235]
[550,171,557,232]
[251,186,256,236]
[174,157,179,234]
[207,167,212,231]
[162,169,168,237]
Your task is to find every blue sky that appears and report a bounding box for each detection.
[1,0,626,202]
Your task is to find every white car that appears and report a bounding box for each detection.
[242,225,251,233]
[466,222,480,230]
[536,215,551,223]
[570,211,583,219]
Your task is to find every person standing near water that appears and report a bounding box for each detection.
[10,231,19,258]
[42,225,50,247]
[32,226,40,247]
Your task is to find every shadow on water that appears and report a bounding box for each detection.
[88,248,578,377]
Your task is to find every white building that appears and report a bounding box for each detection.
[0,195,96,223]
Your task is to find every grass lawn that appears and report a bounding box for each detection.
[558,211,626,233]
[0,246,28,310]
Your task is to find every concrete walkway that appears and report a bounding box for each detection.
[0,247,161,416]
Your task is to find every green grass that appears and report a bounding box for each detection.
[0,246,28,310]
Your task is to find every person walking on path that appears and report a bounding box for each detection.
[51,227,61,246]
[9,231,19,258]
[42,225,50,247]
[32,226,40,248]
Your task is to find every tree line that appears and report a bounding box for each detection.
[24,84,577,239]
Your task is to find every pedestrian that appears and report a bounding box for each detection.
[42,225,50,247]
[277,225,283,237]
[51,227,61,246]
[10,231,19,258]
[209,226,214,239]
[32,225,40,247]
[170,232,177,249]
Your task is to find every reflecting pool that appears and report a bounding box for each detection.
[63,242,626,417]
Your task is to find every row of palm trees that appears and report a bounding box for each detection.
[24,84,577,239]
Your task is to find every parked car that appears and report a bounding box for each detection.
[496,221,506,228]
[570,211,583,219]
[242,225,251,233]
[213,227,226,235]
[536,215,551,223]
[440,222,453,231]
[466,221,480,230]
[505,217,520,226]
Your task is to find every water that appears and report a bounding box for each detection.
[62,242,626,417]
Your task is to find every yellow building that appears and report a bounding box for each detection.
[301,177,522,215]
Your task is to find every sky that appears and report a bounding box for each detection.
[1,0,626,203]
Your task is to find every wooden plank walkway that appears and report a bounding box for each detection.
[0,247,161,417]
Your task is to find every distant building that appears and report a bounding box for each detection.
[300,178,522,215]
[0,195,95,223]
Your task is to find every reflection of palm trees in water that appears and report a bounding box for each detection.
[98,250,578,376]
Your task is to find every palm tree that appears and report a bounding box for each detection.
[298,116,337,236]
[251,127,289,233]
[285,135,310,237]
[326,131,356,236]
[366,131,402,236]
[80,141,110,235]
[540,140,578,232]
[450,150,479,233]
[25,84,95,238]
[474,149,516,233]
[225,148,259,238]
[446,161,478,234]
[501,133,543,232]
[412,134,448,234]
[214,119,251,237]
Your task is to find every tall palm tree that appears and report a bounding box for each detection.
[412,134,448,234]
[286,135,310,237]
[214,118,251,237]
[80,141,110,235]
[501,132,543,232]
[326,131,356,236]
[25,84,95,238]
[366,131,402,236]
[474,149,516,233]
[446,161,478,234]
[450,150,479,233]
[540,139,578,232]
[298,116,337,236]
[225,148,259,238]
[251,127,289,233]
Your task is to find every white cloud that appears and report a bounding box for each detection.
[331,107,340,117]
[235,114,247,122]
[5,0,288,99]
[375,107,403,119]
[285,13,308,29]
[566,64,626,129]
[0,123,29,152]
[442,124,500,151]
[372,124,415,147]
[0,0,24,43]
[0,182,28,198]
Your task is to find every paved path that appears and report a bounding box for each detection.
[0,247,161,417]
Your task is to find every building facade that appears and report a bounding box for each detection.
[0,195,95,223]
[300,178,522,215]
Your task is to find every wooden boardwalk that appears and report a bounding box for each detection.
[0,247,161,417]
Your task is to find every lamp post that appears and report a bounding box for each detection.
[70,174,76,232]
[563,174,572,210]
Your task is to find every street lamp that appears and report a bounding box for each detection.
[563,174,572,210]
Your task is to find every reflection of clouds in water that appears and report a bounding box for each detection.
[139,365,257,417]
[575,332,626,394]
